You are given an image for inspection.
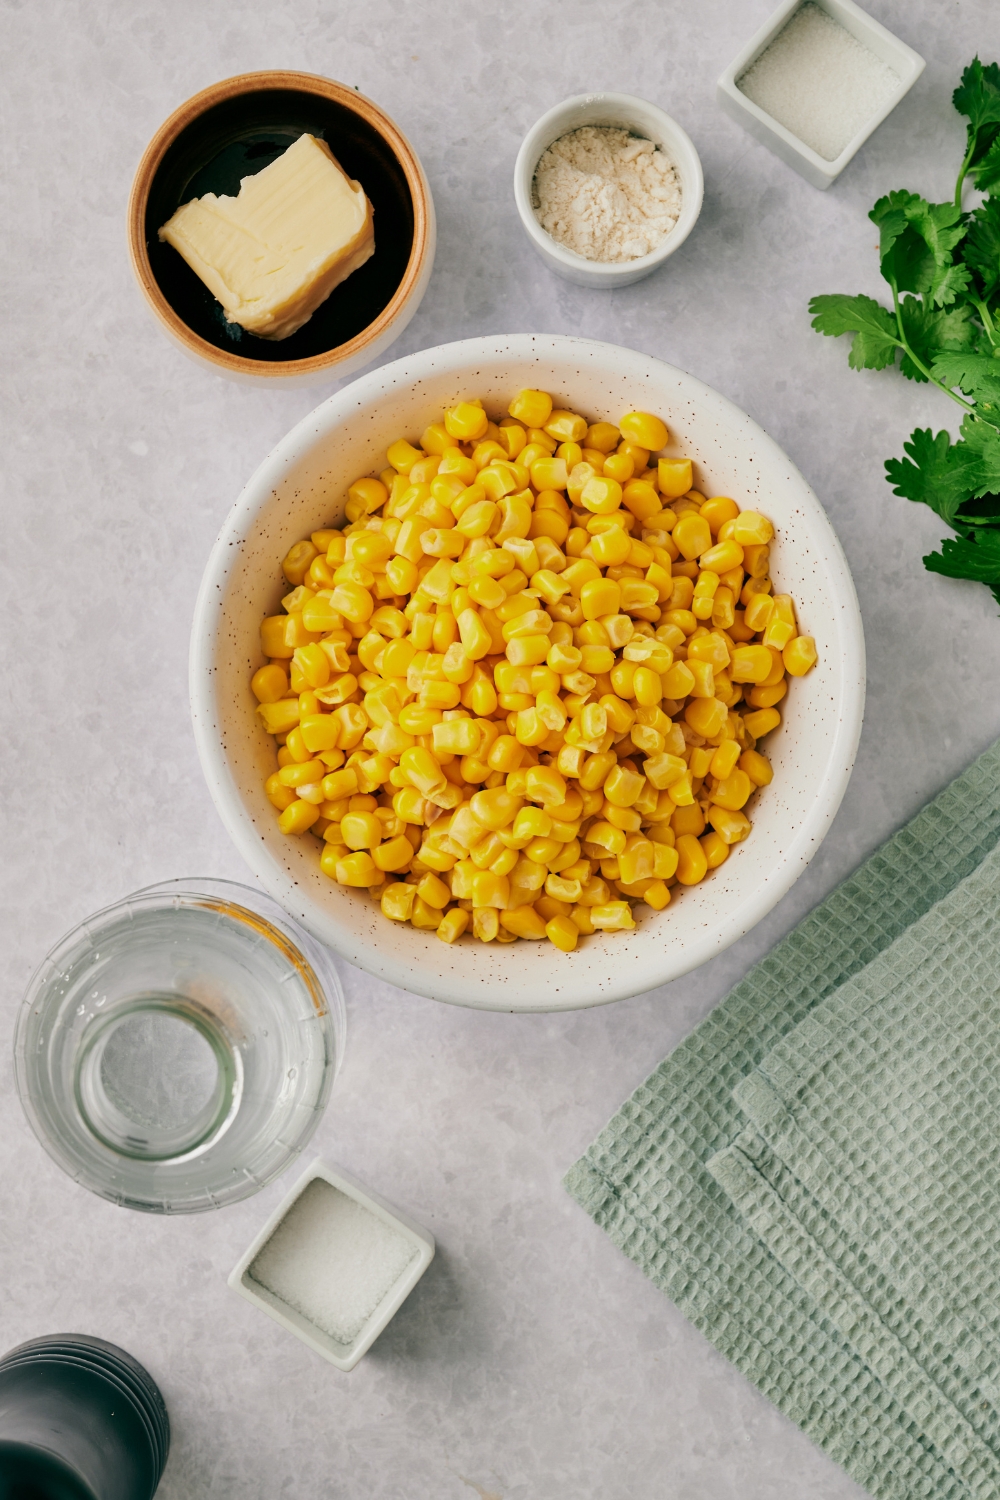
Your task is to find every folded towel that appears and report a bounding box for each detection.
[565,739,1000,1500]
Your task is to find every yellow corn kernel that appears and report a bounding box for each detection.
[713,769,753,811]
[372,836,414,872]
[299,714,343,753]
[386,439,423,474]
[259,616,298,660]
[322,768,359,802]
[640,752,685,791]
[384,555,418,595]
[251,664,289,704]
[590,901,636,931]
[672,513,712,560]
[406,895,441,930]
[429,718,478,757]
[619,480,661,523]
[278,800,321,836]
[762,615,795,651]
[494,906,542,940]
[580,476,623,515]
[688,745,714,778]
[277,759,326,790]
[512,806,553,845]
[670,799,705,837]
[282,539,319,587]
[657,457,693,499]
[629,665,660,707]
[525,766,567,807]
[698,539,744,576]
[742,707,781,739]
[673,832,707,885]
[732,510,774,545]
[729,644,773,684]
[471,906,500,942]
[340,811,381,851]
[436,908,469,944]
[544,409,588,443]
[652,842,679,880]
[743,592,774,633]
[540,914,576,951]
[469,788,523,833]
[468,870,507,909]
[706,740,739,781]
[708,805,752,844]
[416,872,451,910]
[578,577,619,619]
[738,545,766,584]
[641,880,672,910]
[445,608,488,665]
[683,697,727,740]
[256,699,302,735]
[504,634,548,668]
[602,764,644,808]
[508,389,553,428]
[444,401,489,442]
[784,635,817,676]
[265,772,298,811]
[747,680,787,709]
[618,835,655,885]
[398,746,445,796]
[599,451,630,483]
[620,411,668,451]
[701,831,730,869]
[698,496,739,535]
[739,749,773,787]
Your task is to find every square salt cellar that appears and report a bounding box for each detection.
[228,1160,435,1371]
[717,0,924,189]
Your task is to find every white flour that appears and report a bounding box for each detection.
[532,126,682,263]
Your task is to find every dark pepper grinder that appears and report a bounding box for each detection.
[0,1335,169,1499]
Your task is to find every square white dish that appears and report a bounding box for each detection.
[228,1159,435,1371]
[716,0,924,189]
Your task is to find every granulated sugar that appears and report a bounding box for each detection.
[737,2,901,162]
[248,1178,417,1345]
[532,126,682,263]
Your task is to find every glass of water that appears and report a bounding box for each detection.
[14,879,345,1213]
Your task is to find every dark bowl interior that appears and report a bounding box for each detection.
[144,87,415,363]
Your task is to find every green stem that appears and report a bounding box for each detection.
[890,282,977,413]
[955,131,977,207]
[975,298,998,346]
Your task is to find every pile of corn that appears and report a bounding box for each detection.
[252,391,817,952]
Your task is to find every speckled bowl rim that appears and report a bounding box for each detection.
[190,333,866,1011]
[126,70,435,382]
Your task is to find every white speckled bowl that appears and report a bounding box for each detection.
[190,334,865,1012]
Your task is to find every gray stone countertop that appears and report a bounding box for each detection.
[3,1,998,1495]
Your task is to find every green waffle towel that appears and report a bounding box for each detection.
[564,739,1000,1500]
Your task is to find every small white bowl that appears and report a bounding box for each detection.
[716,0,924,191]
[190,333,865,1012]
[228,1159,434,1372]
[513,93,703,288]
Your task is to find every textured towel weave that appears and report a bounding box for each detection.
[565,739,1000,1499]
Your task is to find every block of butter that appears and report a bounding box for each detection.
[158,133,375,341]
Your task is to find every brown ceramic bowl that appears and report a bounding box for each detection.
[127,71,436,386]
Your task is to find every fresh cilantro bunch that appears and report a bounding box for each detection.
[809,58,1000,605]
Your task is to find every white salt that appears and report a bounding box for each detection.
[248,1179,417,1346]
[737,2,901,162]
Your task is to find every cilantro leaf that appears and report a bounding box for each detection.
[884,428,983,525]
[898,298,974,381]
[931,351,1000,416]
[808,294,899,371]
[923,531,1000,608]
[971,135,1000,193]
[965,197,1000,302]
[960,412,1000,490]
[953,58,1000,170]
[870,194,968,305]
